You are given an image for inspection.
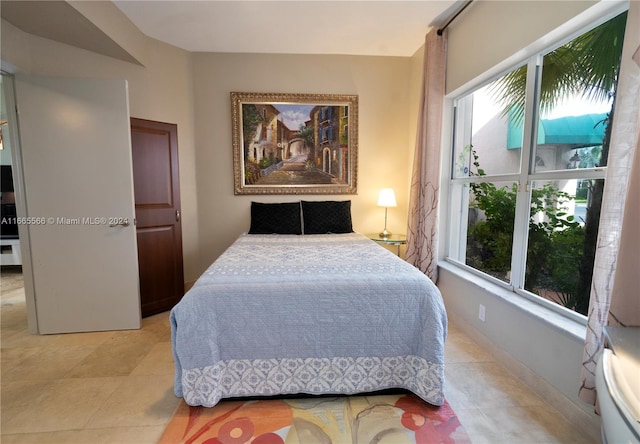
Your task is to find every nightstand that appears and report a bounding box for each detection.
[368,234,407,256]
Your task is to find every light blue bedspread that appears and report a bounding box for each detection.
[171,232,447,407]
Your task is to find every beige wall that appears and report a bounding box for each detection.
[610,0,640,324]
[446,0,599,94]
[435,0,631,432]
[191,52,414,272]
[2,0,635,427]
[612,144,640,321]
[407,40,425,192]
[1,19,201,283]
[2,17,419,281]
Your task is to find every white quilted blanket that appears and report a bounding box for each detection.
[170,232,447,407]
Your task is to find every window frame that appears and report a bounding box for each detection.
[442,3,627,324]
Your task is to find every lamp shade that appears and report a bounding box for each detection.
[377,188,397,207]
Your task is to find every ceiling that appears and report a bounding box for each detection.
[112,1,459,57]
[1,1,141,64]
[2,1,462,60]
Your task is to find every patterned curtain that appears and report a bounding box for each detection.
[406,29,447,283]
[579,2,640,405]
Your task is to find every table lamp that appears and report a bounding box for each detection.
[377,188,397,239]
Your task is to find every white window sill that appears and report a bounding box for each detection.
[438,261,587,342]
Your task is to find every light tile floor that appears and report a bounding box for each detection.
[1,267,597,443]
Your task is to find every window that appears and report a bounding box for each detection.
[447,11,627,318]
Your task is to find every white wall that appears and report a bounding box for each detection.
[0,131,12,165]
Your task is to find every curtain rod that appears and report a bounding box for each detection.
[437,0,474,35]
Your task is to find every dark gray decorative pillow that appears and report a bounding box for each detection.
[302,200,353,234]
[249,201,302,235]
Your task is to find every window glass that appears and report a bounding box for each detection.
[533,109,609,173]
[531,14,626,173]
[452,69,523,179]
[447,11,626,317]
[524,178,604,315]
[457,181,518,284]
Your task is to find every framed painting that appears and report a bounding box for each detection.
[231,92,358,195]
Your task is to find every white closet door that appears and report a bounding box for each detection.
[15,75,140,334]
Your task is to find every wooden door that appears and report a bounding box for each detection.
[130,118,184,317]
[15,75,140,334]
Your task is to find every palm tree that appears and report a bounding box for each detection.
[492,12,627,124]
[490,11,627,315]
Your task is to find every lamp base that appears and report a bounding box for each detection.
[379,229,391,239]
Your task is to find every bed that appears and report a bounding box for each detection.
[170,200,448,408]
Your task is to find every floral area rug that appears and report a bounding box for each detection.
[159,393,471,444]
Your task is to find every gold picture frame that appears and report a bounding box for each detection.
[231,92,358,195]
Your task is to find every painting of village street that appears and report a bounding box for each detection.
[232,92,358,194]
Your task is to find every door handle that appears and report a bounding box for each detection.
[176,210,181,222]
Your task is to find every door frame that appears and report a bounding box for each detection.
[2,72,38,333]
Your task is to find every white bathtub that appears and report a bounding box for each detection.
[596,327,640,443]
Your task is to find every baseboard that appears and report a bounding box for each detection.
[447,311,601,440]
